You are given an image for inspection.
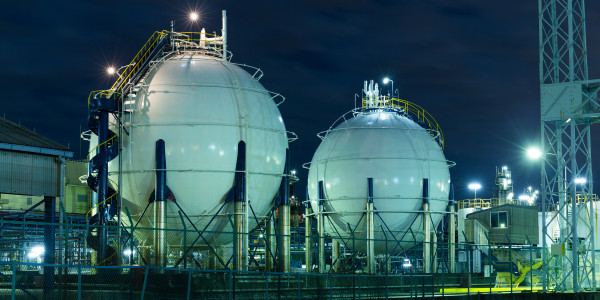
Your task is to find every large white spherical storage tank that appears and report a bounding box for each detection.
[307,86,450,253]
[108,52,288,248]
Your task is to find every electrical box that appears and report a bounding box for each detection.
[551,243,565,255]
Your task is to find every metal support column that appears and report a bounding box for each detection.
[277,149,291,273]
[449,199,456,273]
[266,217,276,271]
[234,141,247,271]
[153,139,168,267]
[366,178,376,274]
[305,200,313,273]
[317,180,326,273]
[422,178,430,273]
[44,196,56,299]
[331,240,340,273]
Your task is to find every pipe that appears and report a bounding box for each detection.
[305,205,313,273]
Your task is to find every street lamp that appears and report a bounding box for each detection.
[527,147,542,160]
[468,183,482,200]
[383,77,394,98]
[106,66,116,75]
[190,12,199,21]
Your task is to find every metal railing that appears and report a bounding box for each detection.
[4,218,600,298]
[361,96,444,149]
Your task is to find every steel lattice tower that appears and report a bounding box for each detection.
[539,0,600,292]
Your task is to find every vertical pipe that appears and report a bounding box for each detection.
[305,204,313,273]
[317,181,326,273]
[44,196,56,299]
[266,217,276,271]
[278,149,291,273]
[422,178,430,273]
[97,111,110,264]
[367,178,375,274]
[331,240,339,273]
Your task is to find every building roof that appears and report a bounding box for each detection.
[0,117,72,157]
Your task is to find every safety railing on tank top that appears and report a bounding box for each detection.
[109,31,170,93]
[108,30,229,96]
[361,97,444,149]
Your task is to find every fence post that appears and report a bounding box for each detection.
[228,270,233,300]
[187,270,192,300]
[141,267,149,300]
[297,273,301,300]
[266,271,269,300]
[77,265,82,300]
[11,261,16,300]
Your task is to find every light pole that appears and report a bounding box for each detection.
[468,183,481,200]
[383,77,394,98]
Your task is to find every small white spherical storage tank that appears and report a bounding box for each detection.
[107,42,288,248]
[307,81,450,253]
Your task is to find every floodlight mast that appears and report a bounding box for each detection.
[539,0,600,292]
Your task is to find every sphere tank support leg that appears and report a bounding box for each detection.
[277,149,291,273]
[422,178,431,273]
[305,201,313,273]
[153,139,168,267]
[266,215,276,271]
[234,141,247,271]
[317,180,326,274]
[367,177,376,274]
[449,194,456,273]
[331,240,340,273]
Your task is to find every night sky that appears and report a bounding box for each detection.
[2,1,599,201]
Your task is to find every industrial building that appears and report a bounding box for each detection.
[1,0,600,299]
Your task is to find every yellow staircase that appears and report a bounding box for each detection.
[493,247,543,288]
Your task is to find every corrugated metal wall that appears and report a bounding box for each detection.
[0,149,60,197]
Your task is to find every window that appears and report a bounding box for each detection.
[77,194,88,203]
[491,211,508,228]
